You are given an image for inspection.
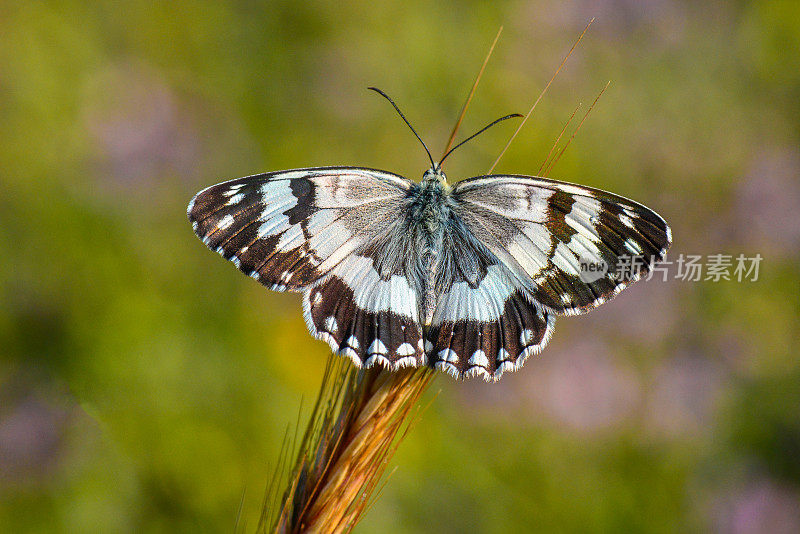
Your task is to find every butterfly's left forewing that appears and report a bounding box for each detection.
[188,167,427,370]
[188,167,411,290]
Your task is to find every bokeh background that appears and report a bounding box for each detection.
[2,1,800,532]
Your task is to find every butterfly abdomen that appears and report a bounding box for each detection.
[407,175,466,329]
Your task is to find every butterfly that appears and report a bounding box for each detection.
[188,89,671,381]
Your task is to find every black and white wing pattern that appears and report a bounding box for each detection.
[189,166,671,382]
[423,175,670,381]
[451,175,672,315]
[188,167,427,370]
[426,254,556,381]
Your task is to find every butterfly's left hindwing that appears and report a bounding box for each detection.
[189,167,428,370]
[304,255,425,371]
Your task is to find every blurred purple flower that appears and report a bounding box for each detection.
[530,340,642,432]
[735,147,800,257]
[582,275,681,345]
[458,337,648,433]
[644,355,724,438]
[0,393,69,487]
[453,338,645,432]
[713,478,800,534]
[517,0,687,43]
[83,60,200,186]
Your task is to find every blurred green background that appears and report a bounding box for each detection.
[2,1,800,532]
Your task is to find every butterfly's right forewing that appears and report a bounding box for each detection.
[451,175,672,315]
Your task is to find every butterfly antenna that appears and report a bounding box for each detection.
[368,87,437,170]
[442,25,504,158]
[438,113,522,167]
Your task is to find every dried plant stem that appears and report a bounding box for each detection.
[442,25,504,158]
[539,102,582,175]
[266,360,434,534]
[543,80,610,176]
[488,18,594,174]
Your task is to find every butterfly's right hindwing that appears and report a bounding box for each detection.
[427,261,555,381]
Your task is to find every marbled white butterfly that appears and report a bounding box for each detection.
[188,90,671,381]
